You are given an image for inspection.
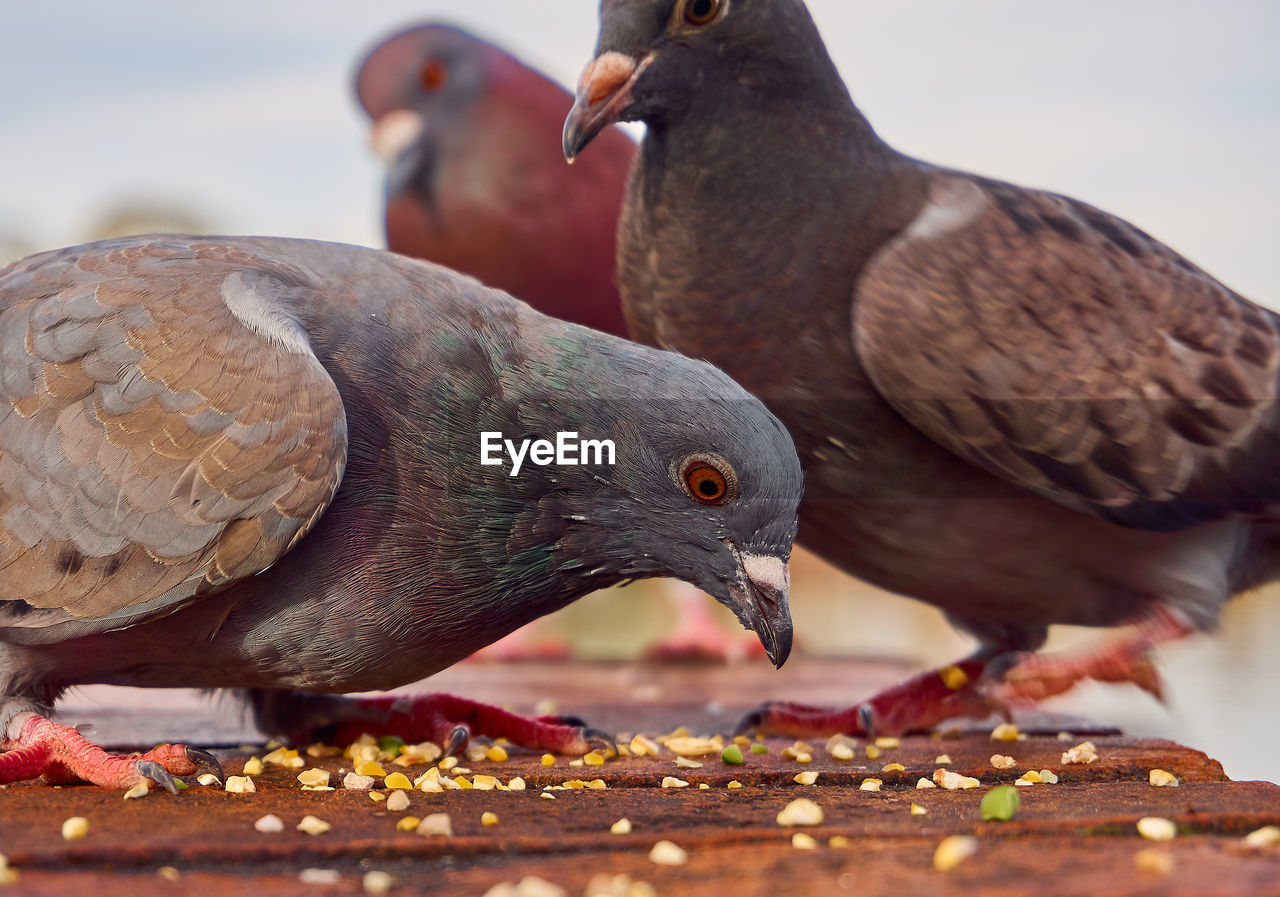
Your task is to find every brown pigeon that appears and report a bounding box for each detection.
[0,235,801,789]
[356,23,635,338]
[563,0,1280,736]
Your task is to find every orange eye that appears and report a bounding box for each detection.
[419,58,448,92]
[684,0,722,25]
[680,457,735,505]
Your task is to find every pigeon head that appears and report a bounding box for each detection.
[564,0,842,159]
[356,24,508,203]
[464,311,802,667]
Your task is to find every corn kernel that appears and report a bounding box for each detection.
[794,771,818,786]
[363,871,395,895]
[508,777,527,791]
[829,836,852,849]
[911,803,929,816]
[584,750,608,767]
[1134,848,1175,875]
[661,777,689,789]
[629,735,661,757]
[916,778,937,789]
[386,790,411,813]
[933,835,978,872]
[989,755,1015,770]
[297,768,330,788]
[865,745,881,760]
[776,798,824,827]
[242,756,265,776]
[356,760,387,777]
[369,792,386,802]
[939,665,969,690]
[396,816,421,832]
[439,756,459,771]
[297,816,331,836]
[648,840,688,866]
[417,813,453,837]
[1244,826,1280,848]
[675,756,703,769]
[831,744,854,761]
[934,754,953,765]
[61,817,90,841]
[1149,769,1179,788]
[122,782,149,800]
[197,773,221,787]
[990,723,1022,742]
[486,745,509,763]
[225,776,256,793]
[611,818,633,835]
[541,754,556,767]
[860,778,883,792]
[882,763,906,773]
[1137,817,1177,842]
[481,812,499,827]
[383,772,412,790]
[874,737,900,750]
[1061,742,1099,765]
[727,780,743,790]
[792,833,818,850]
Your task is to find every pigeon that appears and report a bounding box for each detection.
[356,23,762,663]
[0,235,801,789]
[356,23,636,338]
[564,0,1280,736]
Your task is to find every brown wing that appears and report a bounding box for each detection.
[0,238,347,638]
[856,174,1280,530]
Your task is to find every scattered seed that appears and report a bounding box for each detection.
[584,750,608,767]
[242,756,265,776]
[1244,826,1280,848]
[417,813,453,837]
[344,773,376,790]
[829,836,852,849]
[629,735,661,758]
[508,777,527,791]
[935,770,981,790]
[0,854,17,887]
[916,777,938,789]
[541,793,556,800]
[1039,770,1059,784]
[934,754,953,765]
[980,785,1022,821]
[989,755,1016,770]
[263,747,304,768]
[369,792,386,803]
[939,664,970,690]
[61,817,89,841]
[861,778,884,792]
[727,781,743,790]
[1137,817,1177,842]
[751,743,769,756]
[865,745,881,761]
[197,773,221,787]
[933,835,979,872]
[990,723,1022,742]
[665,737,721,757]
[299,869,340,885]
[583,874,656,897]
[722,745,744,765]
[874,737,900,750]
[396,817,421,832]
[882,763,906,773]
[482,811,499,827]
[356,760,387,777]
[297,768,330,788]
[1134,848,1175,875]
[255,814,284,834]
[157,867,180,882]
[698,783,709,790]
[776,798,824,827]
[297,816,331,836]
[661,776,689,789]
[611,818,633,835]
[439,757,459,771]
[122,782,149,800]
[911,803,929,816]
[792,833,818,850]
[675,756,703,769]
[794,771,819,786]
[541,754,556,767]
[830,744,854,761]
[363,870,395,895]
[648,840,688,866]
[386,790,411,813]
[1149,769,1179,788]
[225,776,256,794]
[782,741,813,761]
[1062,742,1099,765]
[486,745,509,763]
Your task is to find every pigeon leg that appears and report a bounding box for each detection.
[987,605,1193,704]
[736,656,996,739]
[644,581,771,663]
[0,714,222,791]
[252,690,613,757]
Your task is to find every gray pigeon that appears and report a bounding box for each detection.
[0,235,800,789]
[564,0,1279,735]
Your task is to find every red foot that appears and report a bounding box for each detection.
[0,714,223,791]
[644,583,770,663]
[277,693,613,757]
[990,606,1192,704]
[737,659,995,738]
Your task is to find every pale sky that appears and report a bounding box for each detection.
[2,0,1277,307]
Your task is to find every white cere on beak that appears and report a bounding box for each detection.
[740,553,789,594]
[371,109,425,162]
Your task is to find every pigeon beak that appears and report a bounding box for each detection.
[372,109,436,203]
[727,550,794,669]
[563,52,650,162]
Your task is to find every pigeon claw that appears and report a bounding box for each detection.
[444,725,470,758]
[135,760,179,794]
[185,746,225,784]
[581,728,618,758]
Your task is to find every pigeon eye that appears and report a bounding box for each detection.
[677,454,737,505]
[419,58,448,92]
[683,0,723,26]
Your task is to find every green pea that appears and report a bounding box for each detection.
[750,743,769,755]
[980,784,1021,821]
[722,744,745,765]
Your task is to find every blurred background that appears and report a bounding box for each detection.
[3,1,1277,782]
